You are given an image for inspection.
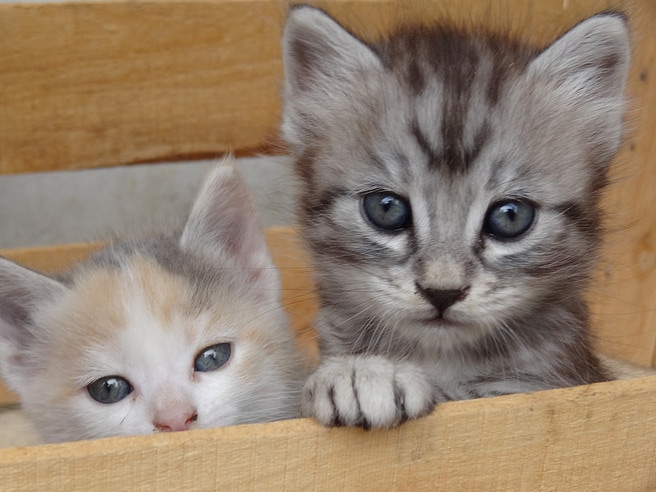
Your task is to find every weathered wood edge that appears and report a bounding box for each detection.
[0,376,654,490]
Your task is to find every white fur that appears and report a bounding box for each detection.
[302,355,434,428]
[0,160,306,443]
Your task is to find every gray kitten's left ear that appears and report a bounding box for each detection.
[282,5,381,87]
[281,5,383,145]
[180,156,279,295]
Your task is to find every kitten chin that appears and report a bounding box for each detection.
[282,5,630,428]
[0,158,307,443]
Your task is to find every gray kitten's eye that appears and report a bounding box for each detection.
[484,200,536,239]
[194,343,231,372]
[361,192,412,231]
[87,376,133,404]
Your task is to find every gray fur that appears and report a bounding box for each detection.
[282,6,630,428]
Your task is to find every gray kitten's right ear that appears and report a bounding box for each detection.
[0,258,66,386]
[529,13,630,99]
[281,5,383,144]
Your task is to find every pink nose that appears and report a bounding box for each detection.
[154,410,198,432]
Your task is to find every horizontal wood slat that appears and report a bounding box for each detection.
[0,0,651,174]
[0,0,288,174]
[1,1,656,489]
[0,375,655,490]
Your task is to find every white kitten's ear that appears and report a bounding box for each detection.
[0,258,66,388]
[528,13,630,159]
[282,5,383,144]
[180,157,280,299]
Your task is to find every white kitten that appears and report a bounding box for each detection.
[0,158,306,443]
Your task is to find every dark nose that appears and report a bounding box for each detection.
[416,284,469,315]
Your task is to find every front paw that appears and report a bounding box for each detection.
[301,355,435,429]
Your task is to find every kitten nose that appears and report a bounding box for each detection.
[416,284,469,314]
[154,408,198,432]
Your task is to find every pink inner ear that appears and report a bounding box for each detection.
[206,168,272,271]
[180,161,280,299]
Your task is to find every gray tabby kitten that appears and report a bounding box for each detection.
[281,5,630,428]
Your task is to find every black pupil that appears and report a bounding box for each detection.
[87,376,132,404]
[362,192,411,231]
[500,203,518,220]
[194,343,231,372]
[485,200,535,239]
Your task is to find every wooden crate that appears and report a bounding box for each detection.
[0,0,655,489]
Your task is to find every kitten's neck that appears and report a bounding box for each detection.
[316,294,608,383]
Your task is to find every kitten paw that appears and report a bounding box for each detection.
[301,355,435,429]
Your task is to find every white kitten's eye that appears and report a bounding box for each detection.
[484,199,536,239]
[361,192,412,231]
[194,343,231,372]
[87,376,133,404]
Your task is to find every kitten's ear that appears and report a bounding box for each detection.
[528,13,630,158]
[0,258,66,389]
[281,5,383,144]
[180,157,280,299]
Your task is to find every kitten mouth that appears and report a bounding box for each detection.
[418,315,458,329]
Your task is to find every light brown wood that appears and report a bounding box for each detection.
[0,0,648,174]
[1,1,656,489]
[588,1,656,369]
[0,376,654,490]
[0,0,288,174]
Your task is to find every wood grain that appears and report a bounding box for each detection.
[0,375,654,490]
[0,0,648,174]
[0,0,288,174]
[1,1,656,488]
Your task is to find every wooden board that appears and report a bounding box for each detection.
[0,375,654,490]
[0,0,287,173]
[1,1,656,488]
[0,0,651,174]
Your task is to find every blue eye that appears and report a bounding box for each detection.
[194,343,231,372]
[87,376,133,404]
[484,200,536,239]
[362,192,412,231]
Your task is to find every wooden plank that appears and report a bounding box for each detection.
[0,376,654,490]
[0,0,647,175]
[0,0,287,174]
[0,227,319,405]
[0,242,101,275]
[0,3,655,488]
[585,0,656,367]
